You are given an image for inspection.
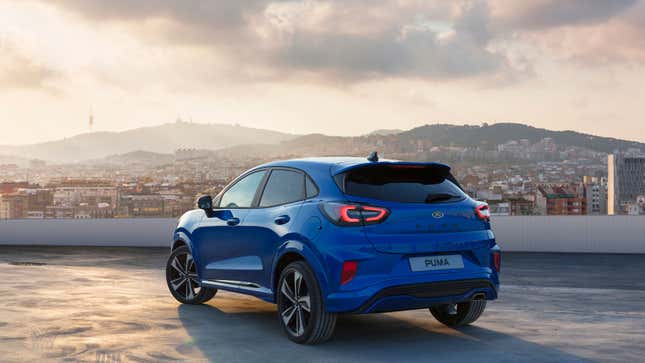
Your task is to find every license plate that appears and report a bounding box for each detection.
[409,255,464,272]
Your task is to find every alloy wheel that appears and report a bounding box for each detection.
[168,251,202,300]
[279,270,311,336]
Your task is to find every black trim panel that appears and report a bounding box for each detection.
[353,279,495,313]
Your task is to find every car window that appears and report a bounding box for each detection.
[259,169,305,207]
[340,165,466,204]
[219,170,267,208]
[305,176,318,198]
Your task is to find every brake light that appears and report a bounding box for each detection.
[362,206,388,222]
[492,251,501,272]
[475,204,490,221]
[339,205,362,223]
[320,202,389,226]
[340,261,358,285]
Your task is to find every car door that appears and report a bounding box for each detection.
[243,168,307,289]
[193,169,267,282]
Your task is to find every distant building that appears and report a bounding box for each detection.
[536,185,586,215]
[624,195,645,215]
[477,189,503,201]
[583,176,607,215]
[52,185,118,209]
[0,187,52,219]
[26,211,45,219]
[507,197,536,216]
[626,203,642,215]
[120,194,164,217]
[45,205,75,219]
[0,194,26,219]
[489,202,510,216]
[0,182,31,194]
[608,154,645,215]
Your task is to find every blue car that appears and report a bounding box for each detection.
[165,153,500,344]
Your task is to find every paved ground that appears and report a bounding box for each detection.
[0,247,644,363]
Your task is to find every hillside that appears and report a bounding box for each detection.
[2,122,642,164]
[367,129,403,136]
[209,123,645,160]
[96,150,175,166]
[0,122,295,162]
[399,123,645,153]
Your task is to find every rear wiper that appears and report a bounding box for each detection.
[425,193,459,203]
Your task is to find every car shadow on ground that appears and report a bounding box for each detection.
[177,303,591,363]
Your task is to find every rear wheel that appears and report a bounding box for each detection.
[277,261,337,344]
[166,246,216,304]
[430,300,487,327]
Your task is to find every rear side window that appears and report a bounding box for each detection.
[260,169,305,207]
[338,165,466,204]
[305,176,319,198]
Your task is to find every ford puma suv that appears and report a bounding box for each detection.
[165,154,500,344]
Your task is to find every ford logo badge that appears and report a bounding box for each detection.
[432,211,444,219]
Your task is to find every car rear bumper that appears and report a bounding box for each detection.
[325,275,498,313]
[351,279,496,313]
[315,226,500,313]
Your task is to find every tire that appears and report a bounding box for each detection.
[277,261,337,344]
[166,246,216,304]
[429,300,487,327]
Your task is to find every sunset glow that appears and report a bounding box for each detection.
[1,0,644,144]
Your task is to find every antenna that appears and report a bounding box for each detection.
[367,151,379,162]
[89,107,94,132]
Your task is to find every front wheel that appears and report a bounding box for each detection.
[166,246,216,304]
[430,300,487,327]
[277,261,337,344]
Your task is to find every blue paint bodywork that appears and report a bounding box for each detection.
[172,157,500,313]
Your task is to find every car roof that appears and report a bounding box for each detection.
[256,157,450,176]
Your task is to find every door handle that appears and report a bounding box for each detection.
[226,217,240,226]
[274,215,290,225]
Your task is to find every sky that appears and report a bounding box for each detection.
[1,0,644,145]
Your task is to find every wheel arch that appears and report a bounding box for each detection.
[171,239,188,251]
[172,230,211,284]
[172,230,193,250]
[271,241,330,301]
[171,230,202,271]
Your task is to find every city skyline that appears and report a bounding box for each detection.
[1,1,645,145]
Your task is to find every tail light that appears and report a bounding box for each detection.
[492,251,501,272]
[361,206,388,222]
[340,261,358,285]
[475,204,490,221]
[320,202,390,226]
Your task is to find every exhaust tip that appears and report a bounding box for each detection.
[472,293,486,301]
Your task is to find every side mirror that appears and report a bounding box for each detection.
[197,195,213,210]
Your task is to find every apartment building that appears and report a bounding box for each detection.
[583,176,607,215]
[608,154,645,215]
[536,185,586,215]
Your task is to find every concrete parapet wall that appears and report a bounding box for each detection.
[1,216,644,253]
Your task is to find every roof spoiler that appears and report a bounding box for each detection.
[332,161,451,177]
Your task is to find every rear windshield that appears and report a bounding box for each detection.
[337,164,466,204]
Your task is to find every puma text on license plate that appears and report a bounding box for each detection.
[409,255,464,272]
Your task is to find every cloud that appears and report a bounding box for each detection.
[38,0,514,82]
[494,0,645,64]
[24,0,645,84]
[267,2,511,81]
[0,42,58,91]
[491,0,637,30]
